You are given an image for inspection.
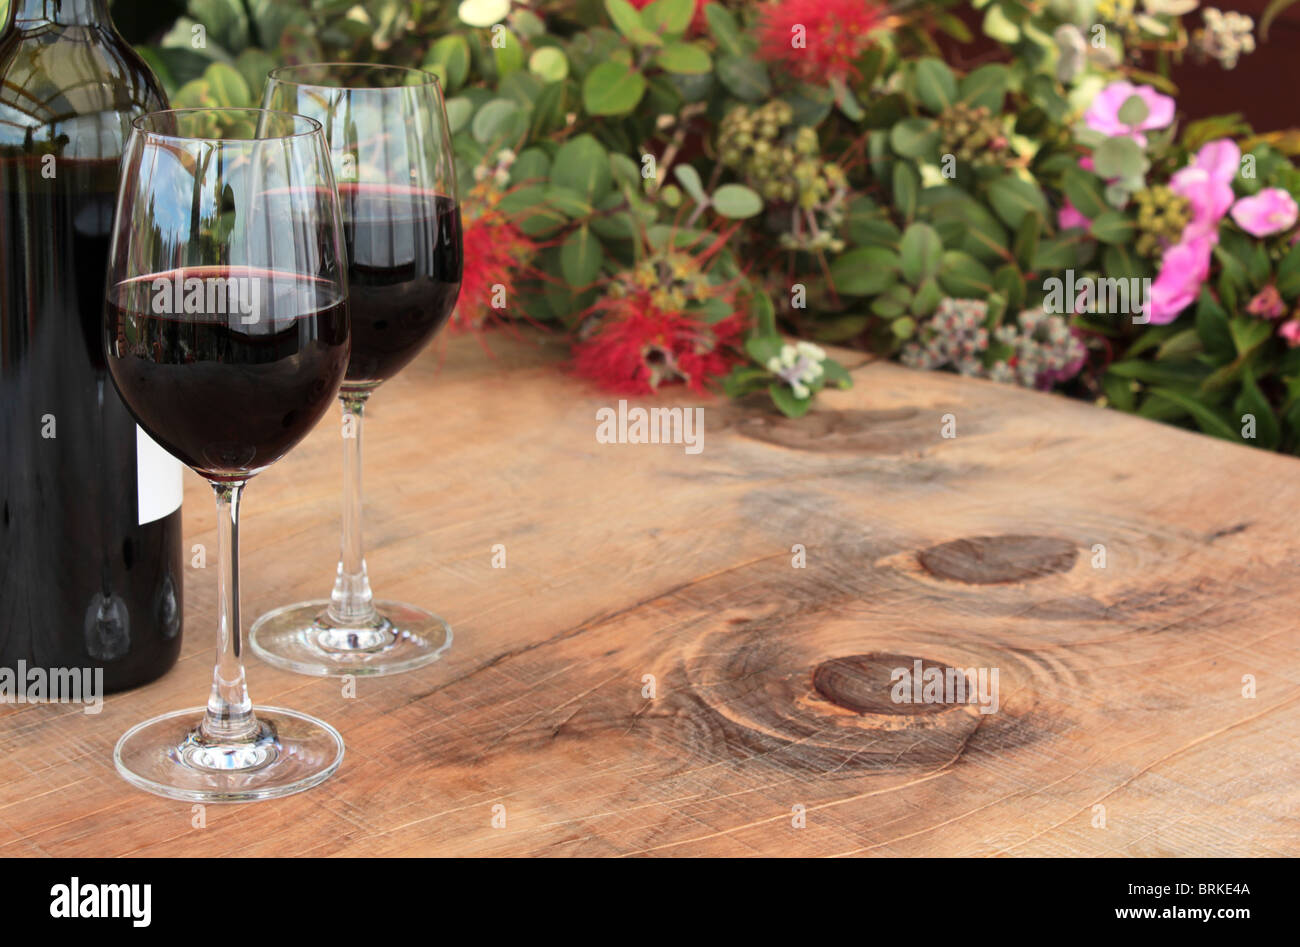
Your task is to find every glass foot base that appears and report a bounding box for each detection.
[249,600,452,677]
[114,707,343,803]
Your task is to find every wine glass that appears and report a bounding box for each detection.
[106,108,350,802]
[252,64,462,677]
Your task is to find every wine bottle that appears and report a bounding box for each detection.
[0,0,184,692]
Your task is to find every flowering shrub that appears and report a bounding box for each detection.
[113,0,1300,451]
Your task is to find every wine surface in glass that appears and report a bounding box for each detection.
[106,266,349,481]
[339,183,462,388]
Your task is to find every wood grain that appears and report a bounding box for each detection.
[1,331,1298,857]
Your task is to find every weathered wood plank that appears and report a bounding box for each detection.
[1,331,1297,856]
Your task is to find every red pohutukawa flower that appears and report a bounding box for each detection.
[452,207,537,333]
[572,293,743,395]
[757,0,887,83]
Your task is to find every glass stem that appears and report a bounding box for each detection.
[328,391,378,625]
[202,481,256,742]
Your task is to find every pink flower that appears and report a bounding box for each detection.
[1083,81,1175,146]
[1165,140,1240,244]
[1279,319,1300,347]
[1145,235,1213,325]
[1190,139,1241,184]
[1058,198,1091,231]
[1230,187,1299,237]
[1170,167,1236,242]
[1247,284,1286,319]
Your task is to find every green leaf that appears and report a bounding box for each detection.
[1102,372,1136,412]
[610,152,642,189]
[1195,289,1234,358]
[424,34,471,90]
[983,5,1020,42]
[1155,328,1203,361]
[889,118,940,159]
[1229,315,1273,356]
[1093,136,1147,181]
[471,98,525,146]
[1061,166,1107,220]
[501,186,567,235]
[711,184,763,218]
[190,0,250,53]
[1032,238,1077,271]
[900,223,944,284]
[1107,360,1210,385]
[892,162,919,222]
[232,49,278,102]
[1147,387,1239,441]
[703,2,745,56]
[911,278,943,317]
[604,0,662,45]
[752,292,777,337]
[1278,241,1300,299]
[655,43,711,74]
[1089,210,1136,244]
[1102,243,1152,283]
[872,284,913,318]
[958,63,1009,112]
[1117,94,1150,127]
[746,335,782,364]
[511,147,551,184]
[552,134,612,201]
[583,61,647,116]
[528,80,568,138]
[1013,211,1041,271]
[561,225,603,286]
[821,358,853,389]
[993,263,1025,315]
[939,250,996,296]
[724,365,772,398]
[913,58,958,114]
[642,0,695,36]
[987,173,1049,230]
[674,164,706,203]
[1236,371,1280,448]
[716,54,770,101]
[770,383,812,418]
[545,185,594,218]
[590,207,638,239]
[202,61,250,107]
[1024,74,1069,122]
[528,47,569,82]
[892,315,917,338]
[444,97,474,134]
[830,247,900,296]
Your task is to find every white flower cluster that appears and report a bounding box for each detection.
[1198,8,1256,70]
[901,299,1086,390]
[474,147,516,188]
[900,298,989,376]
[767,341,827,399]
[990,308,1087,389]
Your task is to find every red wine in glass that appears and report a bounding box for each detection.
[108,107,351,803]
[253,63,465,677]
[107,266,349,480]
[340,184,463,389]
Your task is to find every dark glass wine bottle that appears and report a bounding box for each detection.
[0,0,184,692]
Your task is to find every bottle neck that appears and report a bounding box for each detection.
[9,0,111,26]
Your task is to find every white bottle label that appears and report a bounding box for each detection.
[137,425,183,525]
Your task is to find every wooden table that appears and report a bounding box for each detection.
[2,332,1297,857]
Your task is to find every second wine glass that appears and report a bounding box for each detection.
[252,64,463,677]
